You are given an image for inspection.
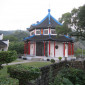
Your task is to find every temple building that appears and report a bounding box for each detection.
[24,9,74,60]
[0,33,9,51]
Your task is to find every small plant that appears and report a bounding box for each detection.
[7,64,40,85]
[58,57,62,61]
[50,59,55,63]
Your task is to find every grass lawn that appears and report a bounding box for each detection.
[0,67,19,85]
[21,61,51,67]
[12,59,25,63]
[0,61,51,85]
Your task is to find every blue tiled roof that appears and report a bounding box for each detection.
[28,9,62,31]
[64,35,74,40]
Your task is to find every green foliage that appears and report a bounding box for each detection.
[0,76,19,85]
[74,48,85,57]
[0,66,19,85]
[49,67,53,85]
[56,12,72,36]
[0,51,17,67]
[50,59,55,63]
[3,30,28,55]
[56,24,72,36]
[4,30,29,42]
[70,5,85,39]
[58,57,62,61]
[7,64,40,85]
[58,5,85,40]
[54,76,73,85]
[12,30,29,41]
[78,5,85,30]
[71,8,79,30]
[9,42,24,54]
[53,67,85,85]
[59,12,71,24]
[0,62,50,85]
[4,35,18,42]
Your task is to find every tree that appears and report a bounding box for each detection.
[12,30,29,41]
[57,5,85,40]
[71,8,79,30]
[56,24,72,36]
[56,12,72,36]
[78,5,85,39]
[4,30,28,54]
[59,12,71,24]
[4,30,29,42]
[8,42,24,54]
[70,5,85,39]
[78,5,85,30]
[4,35,18,42]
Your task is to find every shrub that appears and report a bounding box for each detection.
[58,57,62,61]
[54,76,73,85]
[50,59,55,63]
[0,51,17,68]
[7,64,40,85]
[53,67,85,85]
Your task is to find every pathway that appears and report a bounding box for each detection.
[2,60,32,66]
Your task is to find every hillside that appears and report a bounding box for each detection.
[0,30,15,35]
[2,30,30,41]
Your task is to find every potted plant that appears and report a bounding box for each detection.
[58,57,62,61]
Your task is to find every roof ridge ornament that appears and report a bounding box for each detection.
[48,9,51,13]
[48,9,51,24]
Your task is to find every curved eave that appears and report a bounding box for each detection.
[64,35,74,41]
[0,41,7,48]
[50,15,63,26]
[32,15,48,26]
[23,35,73,43]
[23,35,35,41]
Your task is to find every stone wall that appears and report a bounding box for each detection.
[34,61,85,85]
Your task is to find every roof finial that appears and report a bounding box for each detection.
[48,9,51,13]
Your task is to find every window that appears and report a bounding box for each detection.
[30,31,34,36]
[44,29,48,35]
[31,31,34,35]
[36,30,40,35]
[51,29,56,34]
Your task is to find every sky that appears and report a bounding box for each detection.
[0,0,85,31]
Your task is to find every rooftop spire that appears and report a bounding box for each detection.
[48,9,51,13]
[48,9,51,24]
